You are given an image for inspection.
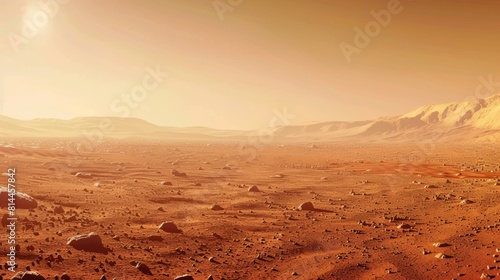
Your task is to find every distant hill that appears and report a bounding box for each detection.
[1,93,499,143]
[270,93,500,143]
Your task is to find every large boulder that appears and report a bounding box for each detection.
[11,271,46,280]
[248,185,260,192]
[172,169,187,177]
[136,262,153,275]
[67,232,106,252]
[0,187,37,209]
[210,204,224,210]
[298,202,314,211]
[147,235,164,242]
[159,221,182,233]
[2,213,9,226]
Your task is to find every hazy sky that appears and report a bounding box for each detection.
[1,0,499,130]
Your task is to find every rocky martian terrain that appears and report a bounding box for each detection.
[0,95,499,280]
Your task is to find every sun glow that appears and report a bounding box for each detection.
[21,3,52,37]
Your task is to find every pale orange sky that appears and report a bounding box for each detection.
[1,0,499,130]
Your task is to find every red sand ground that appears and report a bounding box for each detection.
[1,139,499,280]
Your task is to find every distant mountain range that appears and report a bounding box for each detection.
[1,93,499,143]
[271,93,500,142]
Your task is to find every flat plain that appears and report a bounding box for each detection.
[2,139,499,280]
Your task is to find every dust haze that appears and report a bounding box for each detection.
[1,1,500,280]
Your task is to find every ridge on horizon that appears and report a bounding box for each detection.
[2,93,499,128]
[0,93,498,142]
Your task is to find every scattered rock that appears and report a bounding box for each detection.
[210,204,224,210]
[2,213,10,226]
[159,221,182,233]
[172,169,187,177]
[136,262,152,275]
[11,271,46,280]
[0,187,38,209]
[397,223,412,229]
[65,215,78,222]
[435,253,449,259]
[460,199,474,204]
[424,185,438,189]
[433,242,450,248]
[54,206,65,214]
[67,232,106,252]
[248,186,260,192]
[147,235,164,242]
[480,273,492,279]
[75,172,92,179]
[298,202,314,211]
[174,275,194,280]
